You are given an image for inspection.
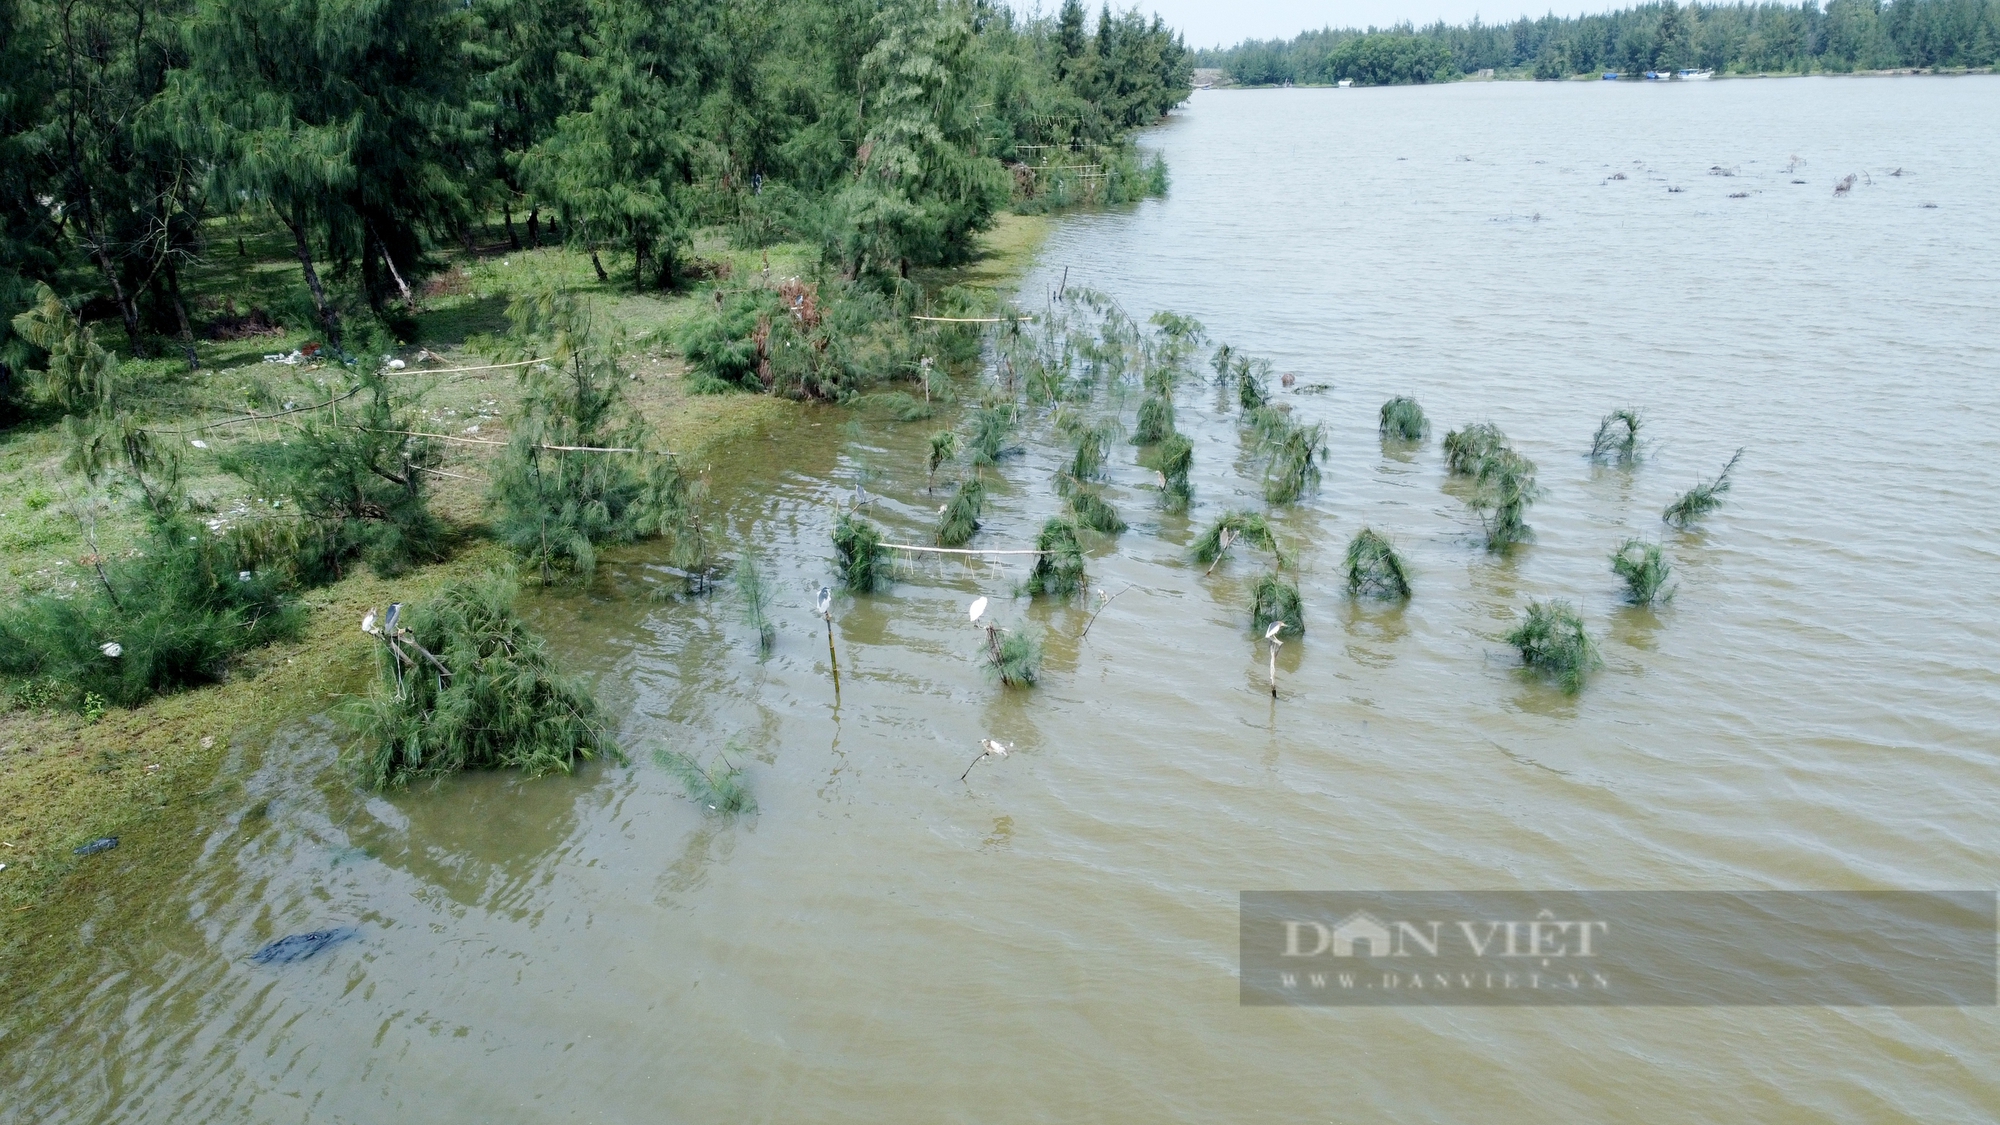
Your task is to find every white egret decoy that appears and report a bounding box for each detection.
[1265,620,1286,698]
[361,610,379,635]
[961,738,1011,781]
[968,596,989,624]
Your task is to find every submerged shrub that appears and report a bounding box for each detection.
[1065,418,1117,481]
[1155,432,1193,510]
[1443,422,1508,475]
[1069,488,1127,534]
[1132,393,1175,444]
[985,624,1044,688]
[968,399,1018,466]
[736,554,775,649]
[1590,409,1643,464]
[936,477,985,546]
[655,747,755,815]
[1251,572,1305,637]
[927,430,958,490]
[1027,518,1086,597]
[1379,396,1428,442]
[350,574,614,789]
[1505,599,1601,694]
[1345,528,1412,599]
[1192,510,1285,568]
[1663,448,1744,528]
[1611,539,1673,604]
[1236,357,1269,410]
[1263,420,1326,505]
[832,512,891,592]
[1472,449,1540,550]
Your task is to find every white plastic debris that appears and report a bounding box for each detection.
[388,358,406,370]
[189,439,209,449]
[238,571,253,582]
[100,642,123,658]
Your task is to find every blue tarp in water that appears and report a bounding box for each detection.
[251,927,359,965]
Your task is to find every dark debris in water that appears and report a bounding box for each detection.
[73,837,118,856]
[251,926,359,965]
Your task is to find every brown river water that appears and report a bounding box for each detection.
[6,76,2000,1122]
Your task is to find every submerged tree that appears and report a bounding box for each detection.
[735,553,776,650]
[655,746,755,815]
[833,511,892,592]
[1027,517,1087,597]
[1611,539,1672,605]
[1663,448,1744,528]
[985,622,1043,688]
[1132,392,1174,444]
[926,429,959,492]
[1379,396,1428,442]
[1068,488,1126,534]
[1251,571,1304,637]
[1155,432,1193,510]
[1590,409,1643,464]
[1263,419,1326,505]
[936,476,985,546]
[1505,599,1600,694]
[1471,449,1540,550]
[351,573,614,789]
[968,398,1018,466]
[1345,528,1411,599]
[1192,510,1286,570]
[1443,422,1508,476]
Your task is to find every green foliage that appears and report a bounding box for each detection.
[832,512,891,592]
[1472,449,1540,550]
[1443,422,1508,475]
[655,747,755,815]
[1236,358,1269,410]
[1505,599,1600,694]
[735,554,775,650]
[220,369,445,582]
[1155,431,1193,510]
[967,398,1018,466]
[484,289,678,584]
[1262,419,1326,505]
[1590,409,1642,464]
[1068,488,1126,534]
[1192,510,1285,568]
[1663,448,1744,528]
[1611,539,1673,605]
[677,291,776,392]
[10,284,116,413]
[350,573,613,789]
[0,511,300,710]
[926,429,958,489]
[985,623,1043,688]
[1065,417,1117,481]
[936,477,985,546]
[1251,572,1304,637]
[1027,517,1086,597]
[1345,528,1411,599]
[1132,393,1175,445]
[1379,396,1428,442]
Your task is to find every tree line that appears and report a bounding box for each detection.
[1197,0,2000,85]
[0,0,1191,400]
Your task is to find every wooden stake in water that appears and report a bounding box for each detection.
[818,585,840,703]
[1265,621,1285,699]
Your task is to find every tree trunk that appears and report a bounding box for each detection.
[589,244,609,282]
[504,204,520,250]
[527,207,541,249]
[283,212,342,351]
[371,221,414,307]
[82,207,145,358]
[164,257,199,370]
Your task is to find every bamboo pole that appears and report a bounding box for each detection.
[879,543,1047,555]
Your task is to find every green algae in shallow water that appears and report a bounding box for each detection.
[936,478,985,547]
[832,512,891,592]
[1611,538,1673,605]
[350,573,615,789]
[1251,572,1304,637]
[1505,599,1601,694]
[1345,528,1412,599]
[1663,448,1744,528]
[1379,396,1429,442]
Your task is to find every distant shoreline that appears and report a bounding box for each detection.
[1192,65,1996,90]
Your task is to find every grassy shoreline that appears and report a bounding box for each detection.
[0,212,1053,1004]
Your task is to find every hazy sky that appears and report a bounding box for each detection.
[1083,0,1622,49]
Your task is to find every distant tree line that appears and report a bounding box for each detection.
[0,0,1190,397]
[1197,0,2000,85]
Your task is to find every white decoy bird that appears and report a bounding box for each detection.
[961,738,1010,781]
[968,596,989,624]
[361,610,378,635]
